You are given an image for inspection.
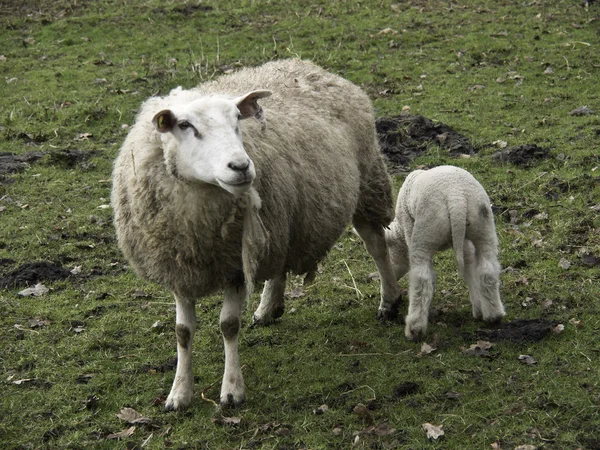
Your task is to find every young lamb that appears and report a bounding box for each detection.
[383,165,505,340]
[111,59,401,410]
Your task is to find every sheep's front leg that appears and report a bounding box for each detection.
[354,221,403,321]
[165,294,196,411]
[252,274,286,325]
[220,284,246,406]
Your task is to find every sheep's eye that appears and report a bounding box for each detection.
[178,121,192,130]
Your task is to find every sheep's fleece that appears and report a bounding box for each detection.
[385,165,505,340]
[111,59,400,410]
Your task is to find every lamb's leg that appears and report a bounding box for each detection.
[165,294,196,411]
[473,243,505,323]
[220,283,247,406]
[252,274,286,325]
[404,250,436,340]
[354,221,403,321]
[462,240,483,320]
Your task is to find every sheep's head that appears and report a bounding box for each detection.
[152,90,271,196]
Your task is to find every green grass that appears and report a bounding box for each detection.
[1,0,600,448]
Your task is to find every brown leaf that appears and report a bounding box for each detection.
[569,318,584,328]
[353,404,373,424]
[107,426,135,440]
[552,324,564,334]
[423,422,444,440]
[462,341,494,357]
[418,343,436,356]
[211,416,242,426]
[518,354,537,365]
[558,258,571,270]
[116,407,152,424]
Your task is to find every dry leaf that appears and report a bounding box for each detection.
[423,422,444,440]
[211,416,242,426]
[551,324,564,334]
[107,426,135,440]
[18,283,49,297]
[117,407,152,424]
[70,266,82,275]
[518,354,537,365]
[514,446,536,450]
[558,258,571,270]
[314,404,329,415]
[492,140,508,148]
[419,343,436,356]
[332,426,343,436]
[462,341,493,357]
[467,84,486,91]
[569,318,583,328]
[353,404,373,424]
[543,66,554,74]
[570,106,595,116]
[13,378,36,385]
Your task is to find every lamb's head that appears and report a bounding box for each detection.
[152,90,271,196]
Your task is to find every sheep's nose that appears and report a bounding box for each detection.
[228,160,250,173]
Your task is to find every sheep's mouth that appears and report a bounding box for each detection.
[217,178,253,195]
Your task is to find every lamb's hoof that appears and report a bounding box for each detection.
[377,298,401,322]
[220,392,246,408]
[483,314,504,325]
[404,319,427,341]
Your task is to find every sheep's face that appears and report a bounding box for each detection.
[153,90,271,196]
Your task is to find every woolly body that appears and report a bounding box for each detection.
[111,59,399,409]
[385,165,505,339]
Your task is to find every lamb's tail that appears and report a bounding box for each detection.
[241,187,268,298]
[448,196,467,276]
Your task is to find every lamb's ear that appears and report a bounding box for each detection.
[235,90,272,120]
[152,109,177,133]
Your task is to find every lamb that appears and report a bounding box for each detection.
[111,59,401,410]
[383,165,505,340]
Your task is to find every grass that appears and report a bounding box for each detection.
[1,0,600,448]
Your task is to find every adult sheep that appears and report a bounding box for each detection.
[111,59,401,410]
[384,165,505,340]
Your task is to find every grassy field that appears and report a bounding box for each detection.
[1,0,600,448]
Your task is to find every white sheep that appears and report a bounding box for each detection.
[384,165,505,340]
[111,59,401,410]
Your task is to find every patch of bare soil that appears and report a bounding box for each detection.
[0,152,43,182]
[0,261,71,289]
[476,319,560,343]
[492,144,551,167]
[376,114,474,170]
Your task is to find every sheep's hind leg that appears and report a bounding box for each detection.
[252,274,286,325]
[220,284,247,406]
[462,240,483,320]
[165,294,197,411]
[354,221,403,321]
[404,252,436,340]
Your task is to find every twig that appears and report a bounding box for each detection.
[336,350,413,357]
[343,260,363,300]
[516,171,548,191]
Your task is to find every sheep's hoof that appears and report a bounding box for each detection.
[252,304,284,327]
[220,392,245,408]
[164,395,191,412]
[376,297,402,322]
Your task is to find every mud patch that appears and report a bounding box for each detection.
[476,319,560,343]
[492,144,551,167]
[0,152,44,182]
[48,149,96,169]
[0,261,71,289]
[376,114,474,170]
[138,357,177,374]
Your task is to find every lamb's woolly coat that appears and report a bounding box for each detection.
[386,165,505,339]
[111,59,398,409]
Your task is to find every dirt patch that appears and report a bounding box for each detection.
[0,152,44,182]
[492,144,551,167]
[0,261,71,289]
[476,319,560,343]
[376,114,475,170]
[393,382,420,399]
[48,149,96,169]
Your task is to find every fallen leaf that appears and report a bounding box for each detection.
[492,140,508,148]
[490,442,501,449]
[141,432,153,448]
[514,446,537,450]
[70,266,82,275]
[355,422,396,437]
[558,258,571,270]
[418,342,436,356]
[13,378,36,385]
[518,354,537,365]
[462,341,494,357]
[117,407,152,424]
[569,318,583,328]
[18,283,49,297]
[28,317,50,329]
[444,391,462,400]
[313,404,329,415]
[332,426,344,436]
[467,84,486,91]
[423,422,444,440]
[107,426,135,440]
[570,106,595,116]
[211,416,242,426]
[551,324,565,334]
[353,404,373,424]
[543,66,554,74]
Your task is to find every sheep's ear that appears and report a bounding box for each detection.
[235,90,272,120]
[152,109,177,133]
